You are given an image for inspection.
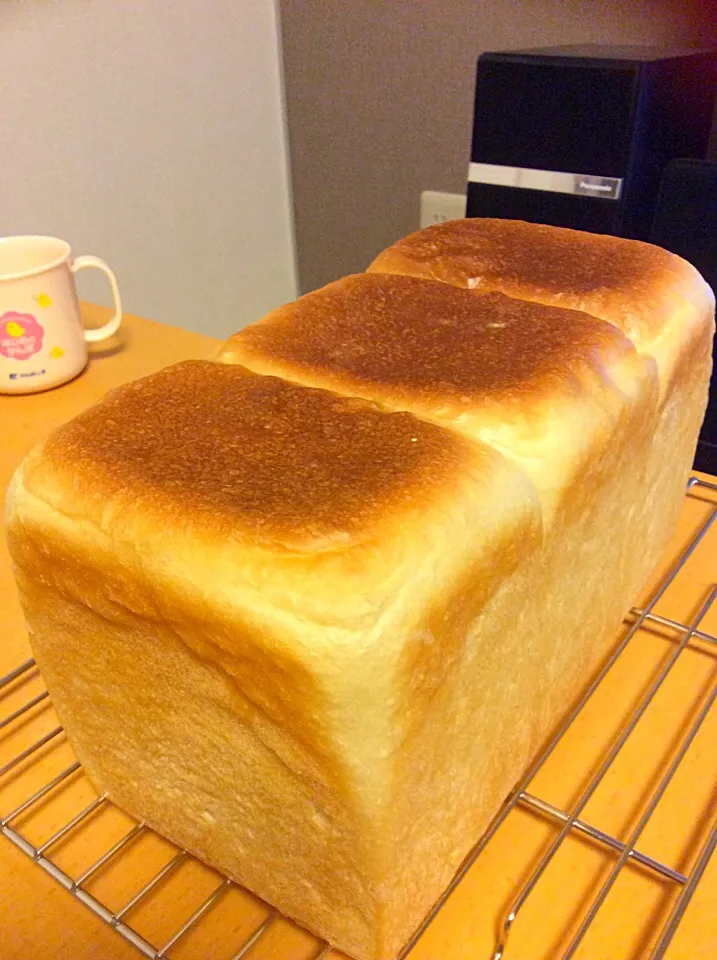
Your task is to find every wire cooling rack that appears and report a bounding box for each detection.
[2,477,717,960]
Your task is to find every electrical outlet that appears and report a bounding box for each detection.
[420,190,466,229]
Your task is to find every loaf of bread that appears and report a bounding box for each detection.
[7,219,713,960]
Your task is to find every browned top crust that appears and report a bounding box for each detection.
[219,272,638,413]
[366,218,703,347]
[24,360,481,552]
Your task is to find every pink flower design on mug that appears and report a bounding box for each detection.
[0,311,45,361]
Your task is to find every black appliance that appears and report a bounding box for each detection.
[466,44,717,240]
[650,158,717,472]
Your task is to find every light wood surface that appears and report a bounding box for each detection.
[1,306,216,960]
[1,305,716,960]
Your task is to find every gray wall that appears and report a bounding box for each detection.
[280,0,716,294]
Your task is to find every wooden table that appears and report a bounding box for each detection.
[1,306,716,960]
[1,307,216,960]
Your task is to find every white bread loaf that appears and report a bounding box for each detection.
[7,220,714,960]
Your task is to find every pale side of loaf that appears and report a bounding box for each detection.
[8,219,714,960]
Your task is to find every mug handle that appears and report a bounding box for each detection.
[71,255,123,343]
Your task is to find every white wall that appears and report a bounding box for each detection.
[0,1,297,337]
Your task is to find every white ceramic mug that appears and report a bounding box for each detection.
[0,235,122,394]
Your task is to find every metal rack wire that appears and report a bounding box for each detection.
[2,477,717,960]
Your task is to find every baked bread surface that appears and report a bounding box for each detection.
[7,219,714,960]
[218,272,657,521]
[8,359,540,960]
[366,217,713,398]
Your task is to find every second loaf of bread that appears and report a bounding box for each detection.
[7,219,714,960]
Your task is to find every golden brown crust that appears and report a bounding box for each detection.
[368,217,671,294]
[28,360,478,553]
[8,220,713,960]
[220,273,638,414]
[366,218,704,347]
